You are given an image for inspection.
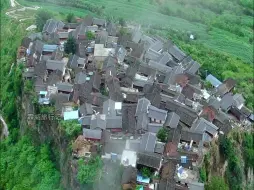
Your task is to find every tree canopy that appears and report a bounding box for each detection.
[35,9,53,32]
[64,36,76,54]
[77,156,102,184]
[156,128,168,142]
[86,31,95,40]
[66,12,75,23]
[0,136,61,190]
[206,176,229,190]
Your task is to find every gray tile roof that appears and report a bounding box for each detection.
[158,52,173,65]
[148,105,167,121]
[116,46,127,63]
[167,41,186,61]
[185,61,200,74]
[154,142,165,154]
[121,166,137,185]
[56,82,73,93]
[95,30,108,45]
[148,123,163,133]
[68,54,86,69]
[91,114,106,130]
[147,60,172,74]
[145,48,162,61]
[106,77,123,102]
[220,93,234,112]
[137,152,162,169]
[136,113,149,131]
[83,128,102,140]
[233,93,245,108]
[52,93,70,112]
[46,60,66,72]
[121,104,137,133]
[164,112,180,128]
[42,19,64,34]
[81,115,92,125]
[135,97,151,116]
[79,103,93,116]
[181,128,203,143]
[47,70,62,86]
[34,61,47,77]
[106,116,122,129]
[102,56,117,71]
[150,40,163,52]
[140,132,157,152]
[74,72,87,84]
[93,18,106,26]
[106,22,117,36]
[103,99,121,116]
[191,118,218,137]
[126,41,144,59]
[214,78,236,97]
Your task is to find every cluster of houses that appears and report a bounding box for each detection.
[19,15,253,190]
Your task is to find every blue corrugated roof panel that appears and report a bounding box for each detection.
[181,156,187,164]
[206,74,222,87]
[43,45,58,52]
[64,110,79,120]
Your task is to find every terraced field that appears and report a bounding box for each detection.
[18,0,253,63]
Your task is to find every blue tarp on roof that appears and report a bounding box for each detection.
[64,110,79,120]
[206,74,222,87]
[43,45,58,52]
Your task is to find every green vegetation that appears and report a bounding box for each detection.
[64,36,76,54]
[86,31,95,40]
[156,127,168,142]
[0,136,61,189]
[199,167,207,183]
[59,120,81,139]
[35,9,53,31]
[66,12,75,23]
[77,156,102,184]
[141,167,153,178]
[205,176,229,190]
[219,135,243,190]
[0,2,61,189]
[242,133,254,173]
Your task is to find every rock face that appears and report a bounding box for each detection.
[0,114,9,139]
[21,93,75,189]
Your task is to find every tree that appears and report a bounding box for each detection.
[206,176,229,190]
[59,120,81,139]
[77,157,102,184]
[156,127,168,142]
[35,9,52,32]
[199,167,206,182]
[66,13,75,23]
[64,36,76,54]
[141,167,152,178]
[86,31,95,40]
[119,18,126,27]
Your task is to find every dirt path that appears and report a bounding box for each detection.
[6,0,40,21]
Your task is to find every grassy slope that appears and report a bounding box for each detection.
[19,0,253,63]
